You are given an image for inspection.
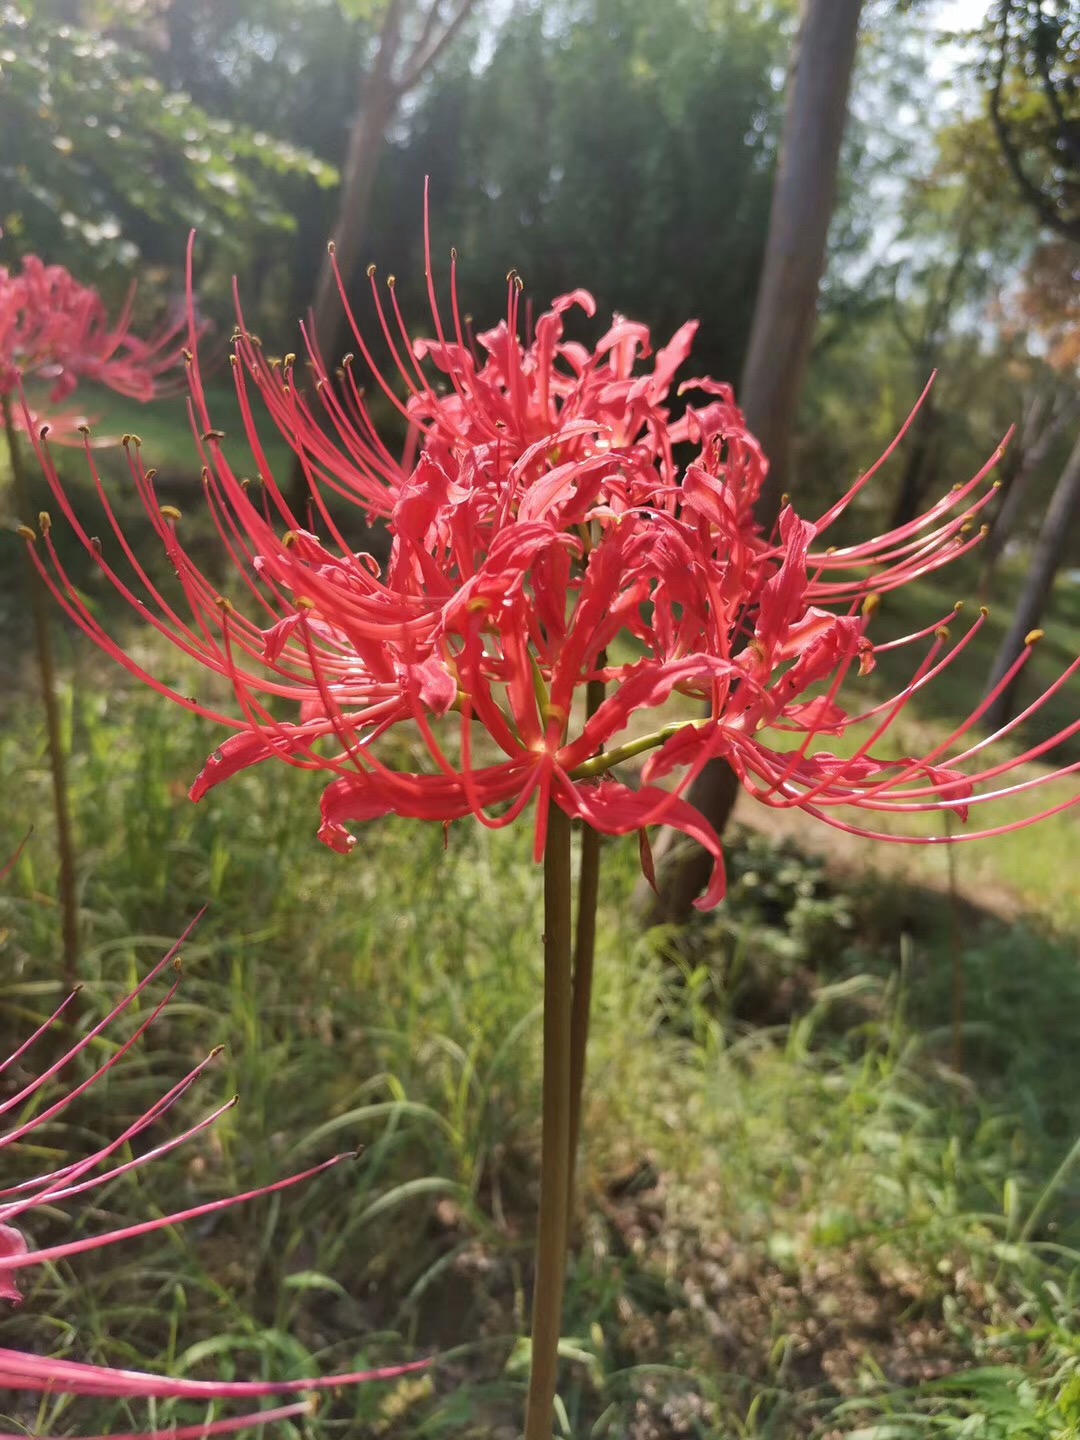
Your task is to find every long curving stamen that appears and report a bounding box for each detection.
[0,919,199,1123]
[0,1155,354,1275]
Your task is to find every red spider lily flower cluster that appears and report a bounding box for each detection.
[20,226,1080,907]
[0,914,425,1438]
[1,255,181,438]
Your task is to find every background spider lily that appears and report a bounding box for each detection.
[1,256,182,439]
[1,253,188,988]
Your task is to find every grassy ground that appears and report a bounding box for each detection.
[1,407,1079,1437]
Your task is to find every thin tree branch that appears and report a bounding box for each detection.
[394,0,443,93]
[988,0,1080,242]
[396,0,475,94]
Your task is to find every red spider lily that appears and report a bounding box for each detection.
[19,225,1080,910]
[0,255,181,438]
[0,915,426,1433]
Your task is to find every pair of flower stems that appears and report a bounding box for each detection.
[525,672,603,1440]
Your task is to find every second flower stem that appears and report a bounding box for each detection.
[567,820,598,1212]
[3,397,79,988]
[524,799,574,1440]
[567,667,605,1217]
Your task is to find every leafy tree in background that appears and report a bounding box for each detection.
[797,3,1025,518]
[980,249,1080,581]
[817,16,1079,731]
[2,0,791,373]
[113,0,370,324]
[944,0,1080,719]
[985,0,1080,244]
[804,1,1077,560]
[881,163,1036,529]
[981,240,1080,723]
[287,0,789,507]
[783,0,1080,728]
[0,0,338,312]
[371,0,792,388]
[134,0,485,339]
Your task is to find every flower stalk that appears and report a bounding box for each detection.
[3,392,79,986]
[567,666,606,1218]
[525,799,574,1440]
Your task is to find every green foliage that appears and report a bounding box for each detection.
[102,0,379,325]
[980,0,1080,244]
[803,2,1077,539]
[0,1,337,294]
[658,829,856,1029]
[336,0,388,19]
[3,3,1080,1433]
[371,0,794,386]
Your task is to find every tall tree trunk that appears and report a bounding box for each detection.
[636,0,864,925]
[743,0,865,523]
[983,427,1080,732]
[288,0,477,515]
[981,389,1080,584]
[982,388,1051,574]
[310,0,406,368]
[306,0,477,365]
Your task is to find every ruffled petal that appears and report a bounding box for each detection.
[556,777,727,909]
[0,1224,28,1304]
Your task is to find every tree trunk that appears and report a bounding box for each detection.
[981,389,1079,584]
[743,0,865,523]
[982,389,1050,574]
[288,0,477,516]
[635,0,864,925]
[983,426,1080,732]
[640,763,740,926]
[305,0,477,365]
[309,0,406,368]
[286,0,405,516]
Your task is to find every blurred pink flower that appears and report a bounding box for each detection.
[0,255,181,439]
[0,915,425,1434]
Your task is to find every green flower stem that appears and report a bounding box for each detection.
[567,825,598,1204]
[944,811,965,1073]
[524,799,574,1440]
[570,715,709,780]
[3,395,79,987]
[567,667,605,1218]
